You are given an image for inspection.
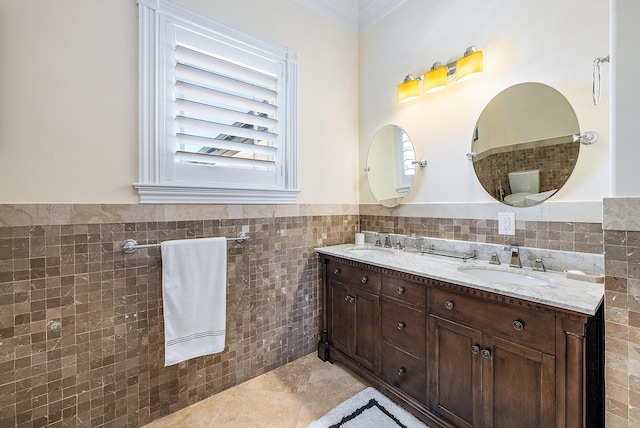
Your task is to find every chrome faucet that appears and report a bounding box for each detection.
[504,244,522,268]
[375,234,391,248]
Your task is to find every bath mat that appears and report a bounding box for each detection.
[308,387,429,428]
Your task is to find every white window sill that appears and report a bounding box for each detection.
[134,183,299,204]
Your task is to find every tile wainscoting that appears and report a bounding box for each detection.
[0,204,359,428]
[0,203,606,427]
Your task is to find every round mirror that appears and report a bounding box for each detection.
[471,83,580,207]
[367,125,417,207]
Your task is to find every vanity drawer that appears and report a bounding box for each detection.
[381,276,426,309]
[326,260,381,293]
[381,342,426,403]
[381,299,426,358]
[429,288,556,354]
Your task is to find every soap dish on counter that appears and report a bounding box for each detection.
[564,270,604,283]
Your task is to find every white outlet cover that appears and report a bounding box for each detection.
[498,212,515,235]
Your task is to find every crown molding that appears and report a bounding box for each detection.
[296,0,406,33]
[358,0,407,32]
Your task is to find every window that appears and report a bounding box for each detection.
[136,0,298,203]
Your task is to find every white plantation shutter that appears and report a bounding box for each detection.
[136,0,298,203]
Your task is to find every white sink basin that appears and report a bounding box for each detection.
[345,246,396,256]
[458,266,551,286]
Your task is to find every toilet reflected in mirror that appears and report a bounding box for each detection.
[503,169,543,207]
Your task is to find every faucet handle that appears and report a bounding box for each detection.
[533,257,546,272]
[490,253,501,265]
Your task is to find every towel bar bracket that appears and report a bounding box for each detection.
[121,232,250,254]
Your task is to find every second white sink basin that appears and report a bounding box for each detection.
[458,266,551,286]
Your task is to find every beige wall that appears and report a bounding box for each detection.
[0,0,359,204]
[358,0,610,207]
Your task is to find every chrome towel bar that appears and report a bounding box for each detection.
[121,232,250,253]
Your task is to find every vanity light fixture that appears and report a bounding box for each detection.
[397,74,421,103]
[398,46,483,103]
[423,62,448,94]
[455,46,483,82]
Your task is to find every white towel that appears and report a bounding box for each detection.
[161,237,227,366]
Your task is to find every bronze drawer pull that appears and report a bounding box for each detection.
[344,295,355,304]
[513,320,525,331]
[397,287,405,294]
[397,322,406,330]
[445,301,454,310]
[397,367,406,376]
[333,268,340,275]
[471,345,480,355]
[481,349,492,359]
[361,276,368,283]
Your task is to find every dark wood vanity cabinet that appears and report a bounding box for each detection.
[317,254,604,428]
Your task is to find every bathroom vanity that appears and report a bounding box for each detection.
[316,244,604,428]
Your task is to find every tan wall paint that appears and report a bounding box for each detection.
[0,0,359,204]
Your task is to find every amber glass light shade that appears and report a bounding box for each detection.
[397,78,420,103]
[423,65,447,94]
[456,50,483,82]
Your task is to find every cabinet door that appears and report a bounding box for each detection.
[327,279,380,372]
[353,287,380,372]
[328,280,353,355]
[482,335,555,428]
[428,315,482,428]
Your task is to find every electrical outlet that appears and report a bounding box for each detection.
[498,212,515,235]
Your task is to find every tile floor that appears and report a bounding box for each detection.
[143,353,369,427]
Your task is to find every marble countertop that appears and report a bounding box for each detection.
[315,244,604,316]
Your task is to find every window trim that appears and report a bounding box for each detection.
[136,0,299,204]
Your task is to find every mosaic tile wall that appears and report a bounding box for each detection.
[472,138,580,200]
[0,214,358,428]
[360,215,604,254]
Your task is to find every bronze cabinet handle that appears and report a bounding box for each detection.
[397,322,406,330]
[333,268,340,275]
[397,367,406,376]
[361,276,368,283]
[397,287,405,294]
[471,345,480,355]
[445,301,454,310]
